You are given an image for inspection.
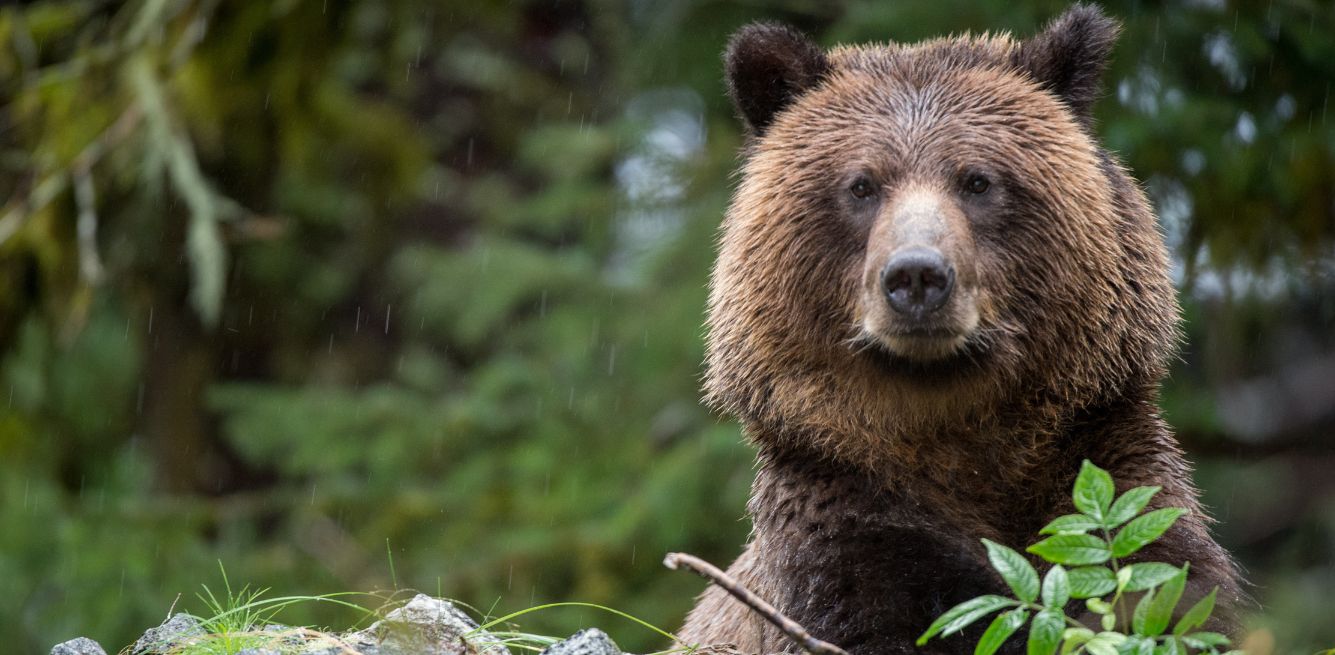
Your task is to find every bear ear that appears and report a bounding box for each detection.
[725,22,830,136]
[1012,4,1121,127]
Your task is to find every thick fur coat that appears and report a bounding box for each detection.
[679,6,1242,654]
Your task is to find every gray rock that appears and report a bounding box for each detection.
[540,629,621,655]
[50,637,107,655]
[235,649,282,655]
[347,594,510,655]
[299,630,384,655]
[254,624,307,649]
[302,646,383,655]
[132,613,205,654]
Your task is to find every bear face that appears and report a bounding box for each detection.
[704,7,1180,467]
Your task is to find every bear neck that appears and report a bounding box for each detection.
[744,383,1074,498]
[747,426,1057,553]
[742,381,1159,538]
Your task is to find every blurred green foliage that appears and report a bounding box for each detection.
[1,1,1333,654]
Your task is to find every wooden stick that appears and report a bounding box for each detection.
[663,552,850,655]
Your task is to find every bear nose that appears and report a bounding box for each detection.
[880,248,955,316]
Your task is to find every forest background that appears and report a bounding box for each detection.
[1,1,1333,653]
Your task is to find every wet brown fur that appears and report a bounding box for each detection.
[680,7,1242,654]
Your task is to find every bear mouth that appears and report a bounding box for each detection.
[863,332,994,384]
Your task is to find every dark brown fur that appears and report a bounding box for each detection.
[681,6,1242,653]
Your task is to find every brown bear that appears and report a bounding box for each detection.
[678,5,1242,654]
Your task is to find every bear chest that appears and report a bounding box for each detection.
[750,459,1021,655]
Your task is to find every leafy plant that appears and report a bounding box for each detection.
[917,461,1237,655]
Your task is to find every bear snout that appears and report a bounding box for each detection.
[880,247,955,318]
[856,189,982,361]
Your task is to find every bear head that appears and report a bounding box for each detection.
[705,5,1181,467]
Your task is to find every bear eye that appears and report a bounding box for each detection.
[964,174,991,195]
[849,177,876,200]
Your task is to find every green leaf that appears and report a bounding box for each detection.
[1067,566,1117,598]
[1061,628,1096,655]
[1118,636,1154,655]
[1132,586,1153,632]
[1086,598,1113,615]
[1132,588,1155,634]
[1042,565,1070,608]
[1028,609,1064,655]
[1182,632,1231,649]
[917,595,1015,645]
[1142,563,1189,636]
[1105,486,1161,527]
[1072,460,1115,522]
[1084,632,1126,655]
[1029,535,1111,566]
[1111,508,1187,558]
[1097,632,1128,646]
[975,609,1028,655]
[985,539,1040,603]
[1153,637,1181,655]
[1040,514,1103,535]
[1123,563,1181,592]
[1173,587,1218,635]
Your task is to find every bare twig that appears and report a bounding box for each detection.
[663,552,849,655]
[128,55,227,326]
[0,105,142,247]
[73,165,104,284]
